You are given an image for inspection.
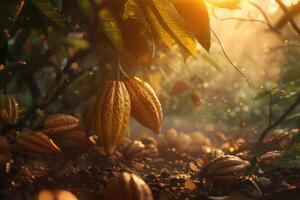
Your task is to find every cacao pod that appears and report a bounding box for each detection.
[43,113,79,135]
[0,136,11,165]
[17,131,61,155]
[51,130,95,154]
[125,77,162,134]
[34,189,78,200]
[123,140,146,159]
[200,155,251,183]
[0,95,19,124]
[258,150,283,164]
[190,90,203,106]
[170,80,189,96]
[94,80,131,154]
[104,172,153,200]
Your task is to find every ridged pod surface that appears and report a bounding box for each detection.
[125,77,162,134]
[95,80,131,154]
[200,155,251,182]
[0,95,19,124]
[17,131,61,155]
[43,114,79,135]
[104,172,153,200]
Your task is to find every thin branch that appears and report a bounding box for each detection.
[249,2,281,33]
[218,17,267,24]
[275,0,300,36]
[211,29,251,87]
[257,93,300,145]
[275,2,300,29]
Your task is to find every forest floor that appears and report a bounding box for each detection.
[1,127,300,200]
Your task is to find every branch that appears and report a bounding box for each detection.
[275,0,300,36]
[249,2,281,33]
[275,2,300,30]
[257,93,300,145]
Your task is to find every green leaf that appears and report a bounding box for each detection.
[200,53,221,71]
[77,0,93,21]
[172,0,211,52]
[276,143,300,169]
[281,67,300,84]
[98,9,124,52]
[141,0,197,56]
[31,0,65,28]
[288,112,300,120]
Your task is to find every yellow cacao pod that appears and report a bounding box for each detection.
[104,172,153,200]
[17,131,61,155]
[0,136,11,165]
[0,95,19,124]
[94,80,131,154]
[43,114,79,135]
[124,77,162,134]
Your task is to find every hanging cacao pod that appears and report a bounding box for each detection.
[104,172,153,200]
[190,90,203,106]
[43,113,79,135]
[94,80,131,154]
[51,130,95,154]
[200,155,251,183]
[17,131,61,155]
[0,136,11,165]
[0,95,19,124]
[124,77,162,134]
[170,80,189,96]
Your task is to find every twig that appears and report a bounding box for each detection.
[249,2,281,33]
[275,2,300,30]
[256,93,300,145]
[211,29,251,87]
[274,0,300,36]
[218,17,267,24]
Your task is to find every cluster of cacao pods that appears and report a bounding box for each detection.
[200,155,251,184]
[86,77,163,154]
[17,113,94,155]
[104,172,153,200]
[0,95,19,124]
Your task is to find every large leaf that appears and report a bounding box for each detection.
[140,0,197,56]
[98,8,124,52]
[172,0,211,52]
[123,0,153,66]
[31,0,65,28]
[276,143,300,169]
[207,0,241,9]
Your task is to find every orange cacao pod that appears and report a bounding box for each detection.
[94,80,131,154]
[200,155,251,183]
[125,77,163,134]
[170,80,189,96]
[104,172,153,200]
[43,113,79,135]
[0,95,19,124]
[51,130,95,154]
[0,136,11,164]
[190,90,202,106]
[17,131,61,155]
